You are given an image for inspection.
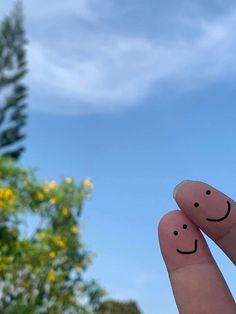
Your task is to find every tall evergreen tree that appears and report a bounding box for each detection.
[0,0,28,160]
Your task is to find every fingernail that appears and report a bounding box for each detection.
[173,180,193,200]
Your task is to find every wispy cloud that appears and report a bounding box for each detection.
[2,1,236,114]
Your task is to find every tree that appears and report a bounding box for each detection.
[0,1,28,160]
[98,300,143,314]
[0,156,105,313]
[0,4,143,314]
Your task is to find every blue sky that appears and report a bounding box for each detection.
[1,1,236,313]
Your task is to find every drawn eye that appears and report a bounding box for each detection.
[173,230,178,236]
[206,190,211,195]
[182,224,187,229]
[194,202,199,207]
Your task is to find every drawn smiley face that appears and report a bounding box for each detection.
[158,210,215,273]
[173,224,198,254]
[193,189,231,222]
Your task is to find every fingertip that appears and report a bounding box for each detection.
[158,210,213,272]
[174,180,236,241]
[173,180,194,200]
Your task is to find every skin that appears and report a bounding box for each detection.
[158,180,236,314]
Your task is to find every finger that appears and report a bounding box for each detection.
[174,180,236,264]
[158,210,235,314]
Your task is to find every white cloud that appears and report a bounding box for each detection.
[2,1,236,114]
[27,38,163,114]
[27,10,236,115]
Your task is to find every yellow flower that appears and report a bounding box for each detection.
[71,226,79,234]
[49,251,56,259]
[4,189,13,198]
[55,238,66,249]
[47,270,56,282]
[35,191,44,201]
[0,188,12,198]
[62,207,70,216]
[49,197,56,205]
[48,181,57,190]
[65,177,73,184]
[82,178,93,190]
[0,188,15,208]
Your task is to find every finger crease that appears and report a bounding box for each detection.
[168,260,216,276]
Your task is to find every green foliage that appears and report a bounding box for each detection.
[0,157,105,313]
[0,1,28,160]
[98,300,143,314]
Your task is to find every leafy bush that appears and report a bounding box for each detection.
[0,156,105,314]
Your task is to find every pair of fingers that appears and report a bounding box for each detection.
[158,180,236,314]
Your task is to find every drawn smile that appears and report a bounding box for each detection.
[176,239,198,254]
[206,201,231,222]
